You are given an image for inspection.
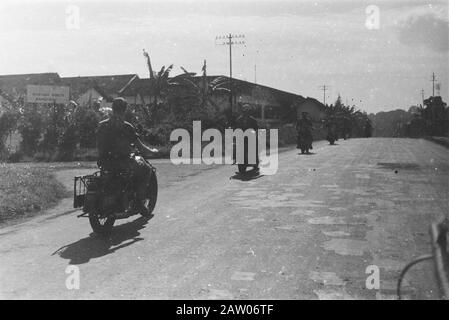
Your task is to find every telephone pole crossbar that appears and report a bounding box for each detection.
[430,72,437,97]
[319,85,330,105]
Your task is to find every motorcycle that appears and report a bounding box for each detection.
[233,129,259,174]
[297,129,313,154]
[326,127,338,145]
[73,154,158,234]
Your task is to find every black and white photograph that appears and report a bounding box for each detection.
[0,0,448,304]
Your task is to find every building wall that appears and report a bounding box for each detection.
[297,100,326,122]
[129,95,164,106]
[235,86,281,120]
[76,88,103,106]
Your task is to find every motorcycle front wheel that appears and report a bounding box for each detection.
[238,164,247,174]
[140,172,158,217]
[89,211,116,235]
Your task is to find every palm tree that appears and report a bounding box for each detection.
[142,49,174,105]
[168,63,230,125]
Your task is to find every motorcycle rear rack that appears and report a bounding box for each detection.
[73,172,100,209]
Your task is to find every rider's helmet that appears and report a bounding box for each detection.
[112,97,128,115]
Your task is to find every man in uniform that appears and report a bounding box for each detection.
[296,112,313,151]
[234,104,259,172]
[96,97,158,214]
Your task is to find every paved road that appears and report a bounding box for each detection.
[1,138,448,300]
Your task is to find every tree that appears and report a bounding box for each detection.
[324,95,371,138]
[0,110,19,158]
[167,65,230,129]
[40,103,67,152]
[422,96,448,136]
[18,104,45,155]
[75,107,101,148]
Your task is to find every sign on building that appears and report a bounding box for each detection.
[26,85,70,104]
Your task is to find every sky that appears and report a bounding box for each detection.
[0,0,447,114]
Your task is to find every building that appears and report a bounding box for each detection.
[0,72,326,126]
[296,97,327,122]
[119,78,158,106]
[0,73,61,112]
[60,74,139,108]
[120,75,310,123]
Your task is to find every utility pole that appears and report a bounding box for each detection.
[319,85,330,105]
[216,33,245,124]
[255,49,260,85]
[430,72,437,97]
[254,64,257,84]
[421,89,425,106]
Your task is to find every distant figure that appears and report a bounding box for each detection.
[341,116,351,140]
[325,116,338,144]
[234,104,259,171]
[296,112,314,152]
[364,119,373,138]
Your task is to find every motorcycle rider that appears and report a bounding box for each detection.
[234,103,259,172]
[296,112,313,151]
[325,115,338,143]
[364,119,373,137]
[96,97,158,214]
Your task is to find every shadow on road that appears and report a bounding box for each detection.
[230,169,264,181]
[52,215,153,265]
[297,152,316,156]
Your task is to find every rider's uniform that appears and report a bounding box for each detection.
[234,115,259,166]
[235,114,259,132]
[96,117,151,198]
[296,118,313,148]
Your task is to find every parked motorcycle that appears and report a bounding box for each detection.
[73,154,158,234]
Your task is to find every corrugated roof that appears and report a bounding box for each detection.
[0,73,61,96]
[303,97,326,110]
[121,74,306,105]
[61,74,138,100]
[120,78,157,97]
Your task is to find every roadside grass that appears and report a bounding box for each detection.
[0,163,67,225]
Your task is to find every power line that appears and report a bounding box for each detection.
[319,85,330,105]
[430,72,437,97]
[254,64,257,84]
[215,33,245,122]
